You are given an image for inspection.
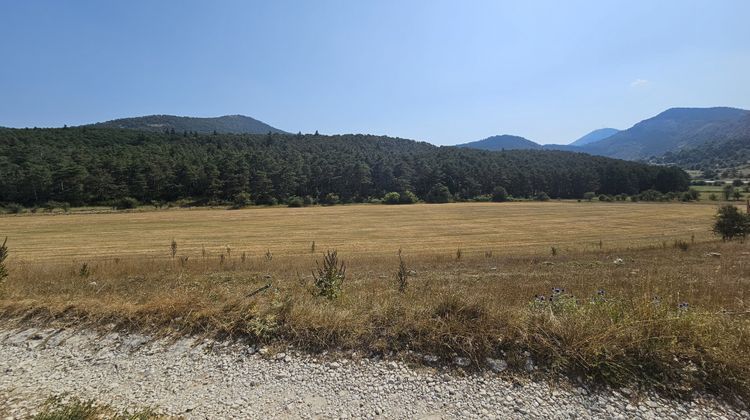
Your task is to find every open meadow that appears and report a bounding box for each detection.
[0,201,722,262]
[1,201,749,402]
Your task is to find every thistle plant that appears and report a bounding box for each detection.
[0,237,8,282]
[312,250,346,300]
[170,239,177,259]
[396,254,409,292]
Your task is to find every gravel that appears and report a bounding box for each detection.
[0,327,746,419]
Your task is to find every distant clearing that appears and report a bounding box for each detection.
[1,202,718,262]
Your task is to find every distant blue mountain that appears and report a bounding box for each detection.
[569,128,619,146]
[582,107,750,160]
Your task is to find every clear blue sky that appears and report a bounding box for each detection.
[1,1,749,145]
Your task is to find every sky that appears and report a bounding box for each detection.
[1,1,749,145]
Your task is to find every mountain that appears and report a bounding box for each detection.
[456,135,541,151]
[581,107,750,160]
[569,128,619,146]
[89,114,287,134]
[657,113,750,170]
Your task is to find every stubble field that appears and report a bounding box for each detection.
[0,201,719,263]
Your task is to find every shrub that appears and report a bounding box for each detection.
[113,197,139,210]
[383,192,401,205]
[674,240,689,251]
[492,186,509,202]
[399,190,418,204]
[256,196,278,206]
[303,195,315,206]
[287,196,304,207]
[708,193,718,201]
[639,189,662,201]
[713,204,749,241]
[232,192,253,208]
[425,183,452,203]
[3,203,23,214]
[723,185,734,201]
[598,194,612,202]
[312,250,346,300]
[473,194,492,202]
[321,193,340,205]
[583,192,596,201]
[733,179,744,187]
[533,192,550,201]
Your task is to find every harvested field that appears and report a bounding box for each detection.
[0,202,719,262]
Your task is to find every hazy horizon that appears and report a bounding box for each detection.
[1,1,749,145]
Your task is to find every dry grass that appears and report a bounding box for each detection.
[0,202,719,262]
[0,202,749,401]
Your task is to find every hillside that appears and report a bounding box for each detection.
[456,135,541,151]
[89,114,287,134]
[0,127,688,207]
[658,131,750,170]
[569,128,619,146]
[582,107,750,160]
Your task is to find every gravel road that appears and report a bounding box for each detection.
[0,327,745,419]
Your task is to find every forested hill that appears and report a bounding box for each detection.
[0,127,689,207]
[89,114,287,134]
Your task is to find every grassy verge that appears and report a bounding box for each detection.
[33,395,161,420]
[1,240,748,403]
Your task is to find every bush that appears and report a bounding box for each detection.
[598,194,612,202]
[638,189,662,201]
[3,203,23,214]
[287,196,304,207]
[583,192,596,201]
[492,186,509,202]
[534,192,551,201]
[425,183,452,203]
[383,192,401,204]
[733,179,744,187]
[473,194,493,202]
[399,190,418,204]
[723,185,735,201]
[321,193,340,205]
[709,193,718,201]
[256,196,278,206]
[232,192,253,208]
[303,195,315,206]
[713,204,749,241]
[113,197,139,210]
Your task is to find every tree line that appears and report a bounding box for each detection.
[0,127,690,207]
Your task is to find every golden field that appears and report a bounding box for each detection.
[0,201,720,263]
[1,201,749,401]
